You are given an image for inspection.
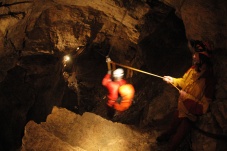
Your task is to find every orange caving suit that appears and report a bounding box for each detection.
[102,73,135,111]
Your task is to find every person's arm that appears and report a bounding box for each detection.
[102,72,111,86]
[163,75,185,89]
[102,56,112,86]
[173,67,193,88]
[163,68,192,88]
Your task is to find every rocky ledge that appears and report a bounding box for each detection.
[21,106,158,151]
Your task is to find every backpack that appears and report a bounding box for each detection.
[114,84,135,111]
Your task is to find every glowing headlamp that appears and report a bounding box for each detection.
[63,55,70,62]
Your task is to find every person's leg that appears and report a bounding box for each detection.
[157,110,182,142]
[106,105,115,119]
[167,118,193,151]
[114,110,123,117]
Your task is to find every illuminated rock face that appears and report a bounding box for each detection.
[0,0,227,151]
[22,106,152,151]
[162,0,227,48]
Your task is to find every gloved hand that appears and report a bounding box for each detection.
[179,90,188,101]
[106,57,111,63]
[163,76,173,84]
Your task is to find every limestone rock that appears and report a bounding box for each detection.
[22,120,85,151]
[22,106,153,151]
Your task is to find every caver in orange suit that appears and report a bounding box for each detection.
[102,71,135,112]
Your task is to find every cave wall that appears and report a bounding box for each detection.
[0,0,150,150]
[161,0,227,48]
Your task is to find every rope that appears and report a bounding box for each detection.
[110,61,163,78]
[110,61,180,91]
[106,9,128,57]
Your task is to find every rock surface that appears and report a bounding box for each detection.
[22,106,154,151]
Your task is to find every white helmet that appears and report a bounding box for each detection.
[113,68,124,78]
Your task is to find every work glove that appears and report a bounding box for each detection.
[163,76,173,84]
[116,96,122,104]
[106,57,111,63]
[107,70,111,74]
